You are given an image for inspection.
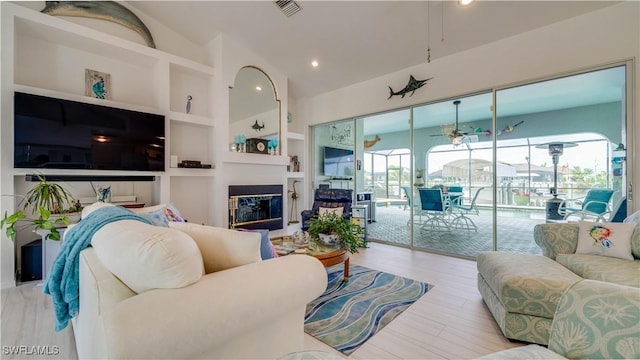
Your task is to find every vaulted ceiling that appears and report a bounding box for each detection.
[128,1,618,98]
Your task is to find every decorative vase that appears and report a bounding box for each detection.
[318,233,339,247]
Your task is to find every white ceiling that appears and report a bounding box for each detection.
[127,1,619,98]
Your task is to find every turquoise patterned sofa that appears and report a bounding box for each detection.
[478,279,640,359]
[477,212,640,346]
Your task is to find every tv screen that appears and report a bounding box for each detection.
[14,92,165,171]
[323,146,354,177]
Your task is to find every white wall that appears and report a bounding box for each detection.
[298,2,639,211]
[207,34,290,232]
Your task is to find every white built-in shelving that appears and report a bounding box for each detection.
[3,2,217,223]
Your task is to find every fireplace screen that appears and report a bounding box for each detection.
[228,185,283,231]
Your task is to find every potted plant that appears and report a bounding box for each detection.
[1,175,82,241]
[307,211,365,254]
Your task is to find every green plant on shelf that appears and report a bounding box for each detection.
[1,175,82,242]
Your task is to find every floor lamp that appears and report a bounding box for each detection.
[535,142,577,220]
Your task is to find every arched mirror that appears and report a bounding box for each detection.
[229,66,280,155]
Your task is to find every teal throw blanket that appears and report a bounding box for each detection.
[43,206,152,331]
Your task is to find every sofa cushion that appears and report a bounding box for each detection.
[556,254,640,288]
[237,228,277,260]
[477,252,582,318]
[81,201,116,218]
[576,221,634,260]
[91,220,204,294]
[169,222,262,273]
[548,279,640,359]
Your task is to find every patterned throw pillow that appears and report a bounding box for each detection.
[575,221,635,260]
[134,203,186,227]
[318,206,343,217]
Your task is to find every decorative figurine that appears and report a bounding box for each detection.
[96,186,111,203]
[252,120,265,132]
[186,95,192,114]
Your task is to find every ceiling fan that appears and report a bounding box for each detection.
[435,100,489,145]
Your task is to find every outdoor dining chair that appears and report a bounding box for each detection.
[451,187,485,231]
[418,188,451,231]
[557,188,615,222]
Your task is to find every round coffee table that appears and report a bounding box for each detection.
[307,246,349,281]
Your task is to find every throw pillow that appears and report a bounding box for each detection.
[169,222,262,273]
[575,221,634,260]
[318,206,344,217]
[132,203,186,227]
[91,220,204,294]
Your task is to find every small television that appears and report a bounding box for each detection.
[14,92,165,171]
[323,146,354,177]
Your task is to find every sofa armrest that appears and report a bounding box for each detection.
[548,280,640,359]
[169,222,262,273]
[98,255,327,359]
[533,223,579,260]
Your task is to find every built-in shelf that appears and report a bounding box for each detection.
[13,85,163,115]
[24,174,156,182]
[287,172,304,179]
[169,111,214,127]
[223,152,289,166]
[167,168,216,177]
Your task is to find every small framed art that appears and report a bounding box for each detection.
[85,69,111,100]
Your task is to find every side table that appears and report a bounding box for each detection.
[35,228,66,281]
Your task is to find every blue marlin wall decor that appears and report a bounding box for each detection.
[41,1,156,48]
[388,75,433,99]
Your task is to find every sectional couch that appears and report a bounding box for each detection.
[477,212,640,346]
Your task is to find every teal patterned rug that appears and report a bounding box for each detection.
[304,265,432,355]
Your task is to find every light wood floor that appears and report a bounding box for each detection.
[1,242,523,359]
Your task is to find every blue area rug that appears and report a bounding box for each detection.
[304,265,433,355]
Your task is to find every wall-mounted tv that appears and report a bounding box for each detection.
[323,146,354,178]
[14,92,165,171]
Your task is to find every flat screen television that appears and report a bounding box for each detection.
[323,146,354,178]
[14,92,165,171]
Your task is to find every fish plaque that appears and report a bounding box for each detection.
[388,75,433,99]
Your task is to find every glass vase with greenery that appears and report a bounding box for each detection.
[1,175,82,241]
[307,211,365,254]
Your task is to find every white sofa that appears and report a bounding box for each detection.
[69,208,327,359]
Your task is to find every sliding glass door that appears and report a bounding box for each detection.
[494,65,628,253]
[309,62,630,259]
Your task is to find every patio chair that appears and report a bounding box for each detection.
[446,185,463,206]
[557,188,614,222]
[418,188,451,231]
[608,196,627,222]
[401,186,414,210]
[450,187,485,232]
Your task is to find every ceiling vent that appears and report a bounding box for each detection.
[274,0,302,17]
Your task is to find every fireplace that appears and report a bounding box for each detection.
[228,185,283,231]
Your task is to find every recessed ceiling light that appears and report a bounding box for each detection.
[311,60,319,68]
[256,86,262,91]
[458,0,473,6]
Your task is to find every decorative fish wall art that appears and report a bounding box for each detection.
[41,1,156,48]
[388,75,433,99]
